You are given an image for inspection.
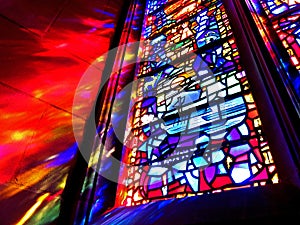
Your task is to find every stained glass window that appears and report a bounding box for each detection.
[246,0,300,112]
[116,0,279,207]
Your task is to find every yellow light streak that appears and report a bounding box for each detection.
[16,193,50,225]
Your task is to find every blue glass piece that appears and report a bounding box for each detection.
[230,144,251,157]
[193,156,208,167]
[226,128,240,141]
[149,177,163,189]
[174,170,184,179]
[173,161,186,171]
[231,163,251,183]
[211,150,225,163]
[141,97,156,108]
[167,171,173,183]
[238,123,249,136]
[148,166,168,176]
[139,141,148,152]
[217,163,227,174]
[185,171,199,191]
[195,135,210,145]
[250,153,257,164]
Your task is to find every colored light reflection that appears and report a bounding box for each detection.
[16,193,50,225]
[0,1,123,224]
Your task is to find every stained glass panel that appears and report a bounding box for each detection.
[117,0,278,206]
[260,0,300,69]
[246,0,300,108]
